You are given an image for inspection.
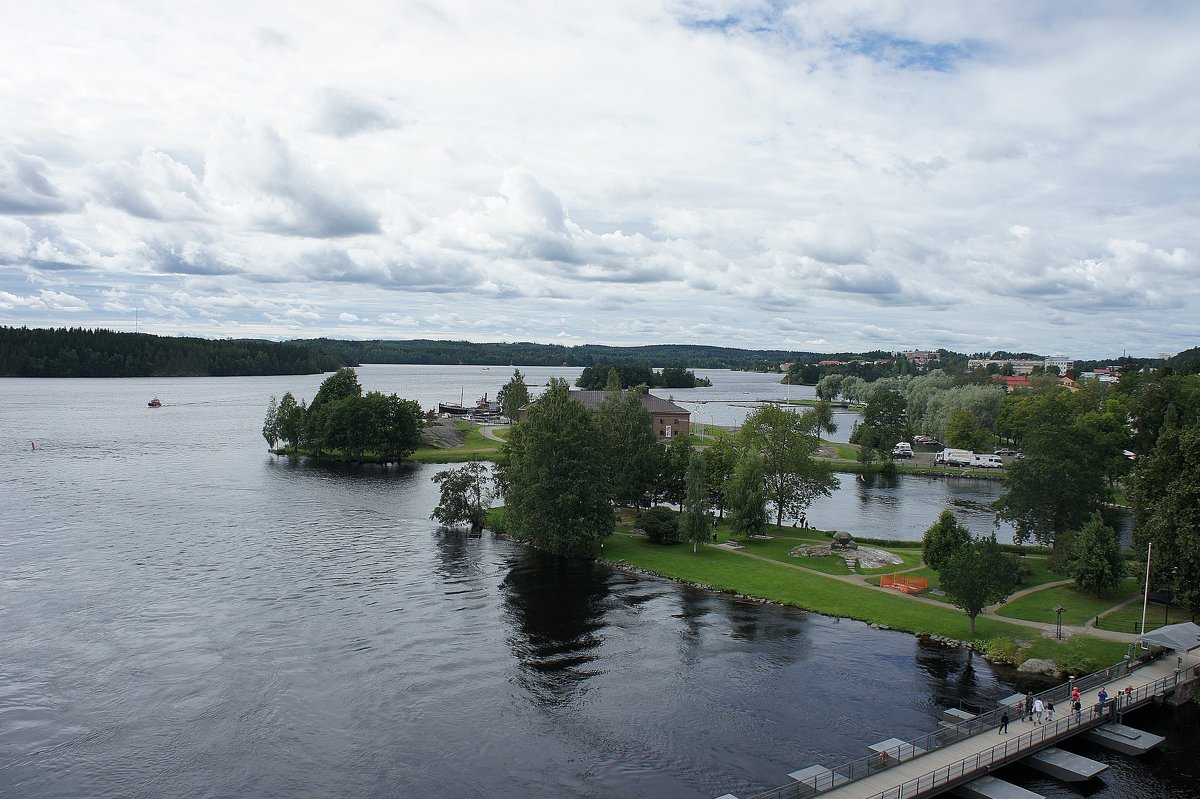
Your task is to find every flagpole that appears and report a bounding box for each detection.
[1139,541,1153,636]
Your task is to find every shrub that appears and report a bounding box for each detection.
[1054,634,1109,677]
[1014,559,1033,585]
[980,637,1026,665]
[637,507,680,545]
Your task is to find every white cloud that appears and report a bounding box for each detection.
[1,1,1198,356]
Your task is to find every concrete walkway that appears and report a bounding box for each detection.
[478,424,508,442]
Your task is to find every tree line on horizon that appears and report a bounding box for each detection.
[0,326,343,377]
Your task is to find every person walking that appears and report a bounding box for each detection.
[999,711,1009,735]
[1033,697,1045,725]
[1024,691,1034,722]
[1046,700,1055,722]
[1073,698,1082,723]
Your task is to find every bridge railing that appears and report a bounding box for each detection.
[858,669,1181,799]
[744,655,1160,799]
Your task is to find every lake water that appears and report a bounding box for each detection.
[1,367,1190,799]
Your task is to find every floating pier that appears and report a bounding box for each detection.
[1083,721,1166,755]
[1021,746,1108,781]
[954,775,1044,799]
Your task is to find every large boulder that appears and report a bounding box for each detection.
[1017,657,1061,677]
[831,531,858,550]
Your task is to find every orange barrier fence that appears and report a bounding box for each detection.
[881,574,929,594]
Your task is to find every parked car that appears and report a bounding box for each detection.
[892,442,914,459]
[994,448,1017,456]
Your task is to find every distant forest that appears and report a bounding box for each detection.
[299,338,805,370]
[0,327,344,377]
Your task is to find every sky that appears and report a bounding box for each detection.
[2,1,1198,359]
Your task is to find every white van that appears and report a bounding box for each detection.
[936,448,972,466]
[892,442,913,459]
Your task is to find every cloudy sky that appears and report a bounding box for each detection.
[2,1,1198,358]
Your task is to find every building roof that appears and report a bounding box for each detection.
[1137,621,1200,653]
[570,390,689,416]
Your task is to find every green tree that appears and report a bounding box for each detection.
[659,432,694,506]
[740,405,837,528]
[815,373,844,401]
[726,451,768,541]
[596,384,660,508]
[1130,417,1200,614]
[275,392,304,449]
[850,386,907,461]
[372,393,424,463]
[940,537,1020,634]
[680,452,710,553]
[496,368,531,423]
[944,409,989,452]
[994,390,1107,547]
[922,510,973,571]
[262,395,279,448]
[498,378,614,555]
[431,458,491,531]
[701,433,739,519]
[1068,513,1124,595]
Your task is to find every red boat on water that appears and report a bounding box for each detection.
[148,398,162,408]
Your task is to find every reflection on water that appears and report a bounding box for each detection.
[502,551,609,706]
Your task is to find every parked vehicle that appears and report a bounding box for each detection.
[935,448,973,467]
[892,442,914,459]
[994,448,1017,456]
[971,453,1004,468]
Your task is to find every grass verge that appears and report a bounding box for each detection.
[996,579,1139,626]
[600,532,1126,667]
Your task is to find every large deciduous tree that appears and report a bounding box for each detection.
[994,390,1108,547]
[1130,415,1200,614]
[922,510,973,572]
[940,536,1020,634]
[726,451,768,541]
[431,458,492,531]
[596,385,661,508]
[1067,513,1124,596]
[498,378,614,556]
[739,404,837,528]
[680,452,710,553]
[850,385,908,461]
[497,368,531,423]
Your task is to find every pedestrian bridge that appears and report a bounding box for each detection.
[717,631,1200,799]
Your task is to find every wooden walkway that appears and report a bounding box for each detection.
[740,657,1190,799]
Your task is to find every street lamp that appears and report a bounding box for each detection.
[1053,604,1066,640]
[1165,567,1179,625]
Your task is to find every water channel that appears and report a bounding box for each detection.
[1,368,1190,798]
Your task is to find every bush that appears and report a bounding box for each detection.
[980,637,1027,665]
[1015,559,1033,585]
[637,507,680,545]
[1054,634,1109,677]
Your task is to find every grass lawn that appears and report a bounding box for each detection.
[1098,601,1197,635]
[995,579,1139,626]
[599,533,1126,666]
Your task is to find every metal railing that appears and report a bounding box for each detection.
[744,656,1167,799]
[858,670,1182,799]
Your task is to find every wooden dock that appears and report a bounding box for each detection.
[725,655,1194,799]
